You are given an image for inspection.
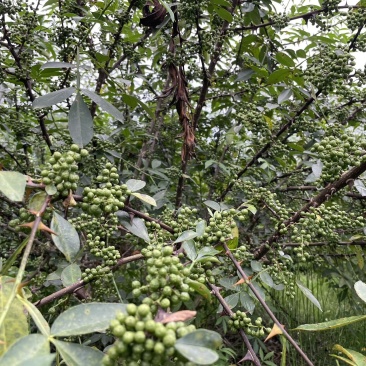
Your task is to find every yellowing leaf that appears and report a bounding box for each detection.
[0,276,29,356]
[265,324,284,342]
[131,192,157,206]
[264,115,273,130]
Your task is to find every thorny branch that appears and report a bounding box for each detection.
[223,243,314,366]
[255,160,366,260]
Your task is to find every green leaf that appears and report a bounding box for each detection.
[196,220,207,237]
[50,303,127,337]
[294,315,366,331]
[182,240,197,261]
[235,69,254,82]
[131,192,157,206]
[116,212,150,243]
[267,69,291,84]
[355,281,366,303]
[175,330,222,365]
[33,87,76,108]
[61,264,82,287]
[16,295,50,336]
[125,179,146,192]
[0,172,27,202]
[278,89,293,104]
[296,280,322,312]
[239,292,255,314]
[50,212,80,262]
[51,340,104,366]
[186,279,212,302]
[0,276,29,356]
[275,52,295,67]
[41,62,75,69]
[260,271,274,288]
[1,237,28,275]
[45,184,57,195]
[222,293,239,309]
[196,247,220,261]
[160,0,175,22]
[204,200,221,212]
[214,7,233,22]
[354,180,366,196]
[242,203,257,215]
[122,94,139,108]
[29,191,48,212]
[68,93,93,148]
[174,230,198,243]
[296,49,307,58]
[219,277,238,291]
[0,334,51,366]
[81,88,124,122]
[251,260,263,272]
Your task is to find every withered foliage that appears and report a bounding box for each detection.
[160,17,195,163]
[139,0,167,28]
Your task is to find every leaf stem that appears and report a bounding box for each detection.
[0,195,51,329]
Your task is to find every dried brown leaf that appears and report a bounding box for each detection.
[140,0,167,27]
[158,310,197,324]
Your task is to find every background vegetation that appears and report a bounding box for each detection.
[1,0,366,364]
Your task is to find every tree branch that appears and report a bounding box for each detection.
[255,160,366,259]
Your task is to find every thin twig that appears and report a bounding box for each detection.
[223,243,314,366]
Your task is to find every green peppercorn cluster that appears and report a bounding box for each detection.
[266,260,296,298]
[290,204,364,245]
[86,234,121,262]
[70,213,119,238]
[271,12,290,29]
[41,144,88,197]
[167,206,199,235]
[80,235,121,284]
[321,0,341,14]
[346,9,366,31]
[82,263,114,283]
[312,134,366,183]
[236,103,271,138]
[81,184,128,217]
[304,46,355,92]
[228,312,270,337]
[135,244,192,310]
[355,35,366,52]
[104,304,196,366]
[198,210,237,245]
[80,162,129,217]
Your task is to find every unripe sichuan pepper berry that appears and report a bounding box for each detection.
[104,305,196,365]
[41,146,89,197]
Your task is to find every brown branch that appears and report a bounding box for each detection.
[254,160,366,260]
[134,76,170,179]
[223,243,314,366]
[1,15,52,150]
[232,5,360,32]
[176,0,239,208]
[123,205,175,234]
[283,241,366,247]
[208,282,261,366]
[219,90,322,201]
[193,0,240,130]
[34,253,144,307]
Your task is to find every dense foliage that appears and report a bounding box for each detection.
[2,0,366,365]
